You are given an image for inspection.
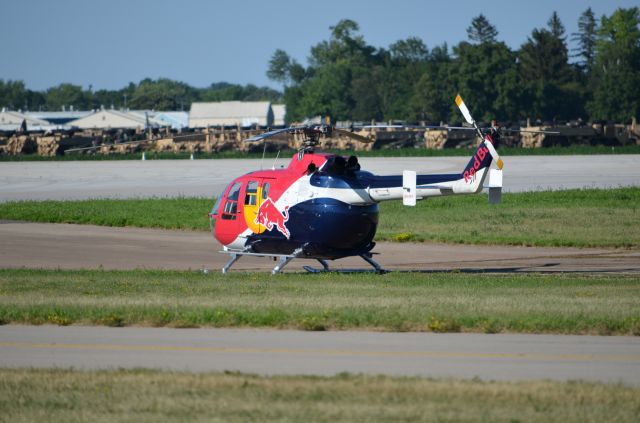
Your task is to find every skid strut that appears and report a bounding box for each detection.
[360,253,387,273]
[222,254,240,274]
[273,247,304,274]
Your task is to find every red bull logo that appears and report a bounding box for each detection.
[464,146,489,183]
[255,198,291,239]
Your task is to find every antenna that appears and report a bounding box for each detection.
[271,150,280,170]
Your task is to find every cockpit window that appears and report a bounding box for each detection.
[245,181,259,206]
[221,182,242,220]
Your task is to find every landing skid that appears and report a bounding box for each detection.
[219,251,387,274]
[220,248,303,275]
[302,254,388,274]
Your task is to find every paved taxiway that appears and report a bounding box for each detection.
[1,221,639,273]
[1,326,639,385]
[1,155,638,201]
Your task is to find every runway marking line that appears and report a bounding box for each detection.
[1,342,639,363]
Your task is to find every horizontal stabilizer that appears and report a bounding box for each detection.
[402,170,416,206]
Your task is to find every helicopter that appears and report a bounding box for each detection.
[209,94,515,274]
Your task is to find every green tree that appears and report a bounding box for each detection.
[467,14,498,44]
[571,7,598,71]
[548,11,566,40]
[296,63,354,120]
[0,80,29,110]
[128,78,199,110]
[518,14,582,121]
[588,7,640,121]
[266,50,305,87]
[409,43,454,123]
[452,41,521,122]
[46,83,89,111]
[309,19,376,68]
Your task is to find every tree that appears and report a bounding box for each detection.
[466,14,498,44]
[548,11,566,40]
[451,41,521,122]
[266,49,305,87]
[588,7,640,121]
[389,37,429,63]
[308,19,376,68]
[518,23,582,121]
[571,7,598,71]
[295,63,354,120]
[46,83,89,111]
[409,46,454,124]
[128,79,199,110]
[0,80,29,109]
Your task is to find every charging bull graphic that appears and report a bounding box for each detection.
[255,198,290,239]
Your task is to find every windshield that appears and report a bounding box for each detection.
[210,182,234,218]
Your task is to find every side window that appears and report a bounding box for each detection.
[221,182,241,220]
[262,182,270,200]
[244,181,258,206]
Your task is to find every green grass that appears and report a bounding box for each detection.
[1,369,639,422]
[0,197,211,230]
[2,144,640,161]
[0,269,638,334]
[1,188,638,248]
[376,187,640,248]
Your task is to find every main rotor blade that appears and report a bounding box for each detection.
[502,128,561,135]
[354,124,476,131]
[65,138,151,153]
[245,127,299,142]
[333,128,374,143]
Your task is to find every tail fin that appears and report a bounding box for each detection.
[462,139,493,192]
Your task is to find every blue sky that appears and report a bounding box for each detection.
[2,0,637,91]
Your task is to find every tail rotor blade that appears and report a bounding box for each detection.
[455,94,475,125]
[484,138,503,170]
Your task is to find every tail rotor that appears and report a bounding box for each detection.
[455,94,503,170]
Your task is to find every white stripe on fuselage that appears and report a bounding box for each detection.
[224,168,488,250]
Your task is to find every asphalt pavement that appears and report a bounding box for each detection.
[1,325,639,385]
[1,155,638,201]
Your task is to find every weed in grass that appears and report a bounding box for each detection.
[47,311,71,326]
[428,316,461,333]
[299,316,327,331]
[101,314,125,327]
[393,232,416,242]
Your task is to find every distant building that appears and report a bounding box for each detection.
[0,109,57,131]
[272,104,286,126]
[25,111,92,125]
[189,101,274,128]
[148,111,189,130]
[66,109,165,130]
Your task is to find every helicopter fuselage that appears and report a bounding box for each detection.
[209,146,493,260]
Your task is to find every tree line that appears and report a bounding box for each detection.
[268,7,640,124]
[1,7,638,125]
[0,79,282,113]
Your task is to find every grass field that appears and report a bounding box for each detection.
[1,269,638,334]
[3,144,640,161]
[1,369,638,422]
[1,188,638,248]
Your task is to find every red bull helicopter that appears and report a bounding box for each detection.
[209,95,506,274]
